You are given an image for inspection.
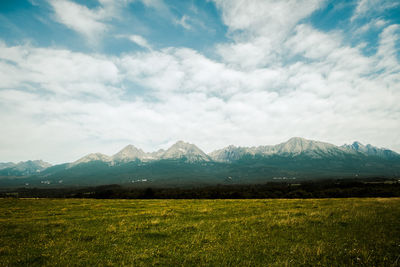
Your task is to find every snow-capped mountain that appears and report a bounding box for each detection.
[342,141,399,159]
[112,145,146,162]
[161,141,211,162]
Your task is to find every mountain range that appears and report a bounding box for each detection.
[68,140,212,167]
[70,137,400,164]
[0,137,399,188]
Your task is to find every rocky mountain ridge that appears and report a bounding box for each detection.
[2,138,399,173]
[209,137,398,162]
[341,141,399,159]
[0,160,52,176]
[1,138,399,187]
[70,140,209,167]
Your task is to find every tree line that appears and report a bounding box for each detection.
[1,178,399,199]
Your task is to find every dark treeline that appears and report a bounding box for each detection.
[1,178,400,199]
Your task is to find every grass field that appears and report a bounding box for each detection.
[1,198,400,266]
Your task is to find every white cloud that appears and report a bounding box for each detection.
[47,0,173,46]
[355,19,388,35]
[213,0,322,37]
[1,22,400,162]
[126,35,152,50]
[0,42,120,99]
[376,24,400,72]
[174,15,192,30]
[140,0,166,9]
[48,0,109,42]
[351,0,399,22]
[213,0,323,69]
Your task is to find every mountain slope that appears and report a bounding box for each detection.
[209,145,251,162]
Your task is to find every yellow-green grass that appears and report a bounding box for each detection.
[1,198,399,266]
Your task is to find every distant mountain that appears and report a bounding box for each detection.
[342,141,400,159]
[1,138,399,188]
[70,138,399,166]
[0,160,52,176]
[161,141,211,162]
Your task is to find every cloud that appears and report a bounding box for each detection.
[125,34,152,50]
[140,0,174,20]
[0,41,120,99]
[140,0,165,9]
[47,0,175,45]
[213,0,322,37]
[48,0,109,42]
[1,0,400,163]
[174,15,192,30]
[354,19,388,35]
[351,0,399,22]
[376,24,400,72]
[212,0,323,69]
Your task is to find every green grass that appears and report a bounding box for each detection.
[1,198,400,266]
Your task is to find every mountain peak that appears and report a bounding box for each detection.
[283,137,316,148]
[113,144,145,162]
[276,137,338,157]
[173,140,191,147]
[122,144,136,150]
[162,141,211,162]
[71,153,111,167]
[168,141,199,152]
[281,137,313,148]
[287,137,308,143]
[209,145,250,162]
[352,141,364,149]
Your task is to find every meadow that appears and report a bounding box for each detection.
[1,198,399,266]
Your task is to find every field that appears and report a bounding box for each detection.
[1,198,400,266]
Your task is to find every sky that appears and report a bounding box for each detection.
[0,0,399,164]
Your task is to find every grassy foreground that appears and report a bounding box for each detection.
[1,198,400,266]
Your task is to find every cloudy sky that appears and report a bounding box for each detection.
[0,0,399,163]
